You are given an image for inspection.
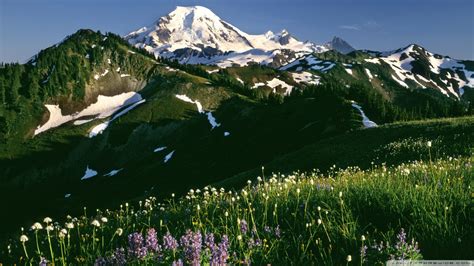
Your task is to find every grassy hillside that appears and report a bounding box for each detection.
[219,116,474,188]
[2,154,472,264]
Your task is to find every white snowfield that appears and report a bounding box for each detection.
[34,92,143,136]
[164,150,175,163]
[81,166,98,180]
[281,55,335,73]
[291,71,320,85]
[88,98,146,138]
[175,94,222,129]
[103,169,123,177]
[252,78,294,95]
[351,101,377,128]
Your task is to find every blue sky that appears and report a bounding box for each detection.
[1,0,473,62]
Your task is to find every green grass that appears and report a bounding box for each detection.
[2,154,472,265]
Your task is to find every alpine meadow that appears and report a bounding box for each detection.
[0,2,473,265]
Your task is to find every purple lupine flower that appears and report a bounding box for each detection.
[108,248,127,265]
[396,228,407,248]
[255,238,262,247]
[180,230,202,265]
[94,257,107,266]
[217,235,229,265]
[274,225,281,238]
[240,219,248,234]
[172,259,184,266]
[205,233,215,249]
[146,228,161,253]
[163,231,179,251]
[360,245,368,259]
[128,232,147,259]
[263,226,271,234]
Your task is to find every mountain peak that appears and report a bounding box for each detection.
[324,36,355,54]
[125,6,326,66]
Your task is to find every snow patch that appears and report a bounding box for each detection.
[103,169,123,177]
[351,102,377,128]
[175,94,204,113]
[291,71,320,85]
[206,112,221,129]
[81,166,98,180]
[35,92,143,135]
[88,99,146,138]
[94,69,109,80]
[365,69,373,80]
[164,150,175,163]
[153,146,167,152]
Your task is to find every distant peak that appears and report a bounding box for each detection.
[325,36,355,54]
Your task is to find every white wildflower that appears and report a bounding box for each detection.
[20,235,28,242]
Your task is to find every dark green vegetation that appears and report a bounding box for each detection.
[0,29,473,264]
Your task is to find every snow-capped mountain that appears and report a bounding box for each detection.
[324,36,355,54]
[125,6,327,67]
[364,44,473,98]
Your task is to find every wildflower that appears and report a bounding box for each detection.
[317,219,322,225]
[347,255,352,262]
[225,211,229,217]
[274,225,281,238]
[128,232,147,259]
[20,235,28,242]
[91,220,101,227]
[180,230,202,265]
[296,188,301,194]
[116,228,123,236]
[108,247,126,265]
[317,206,321,212]
[237,235,242,241]
[145,228,161,253]
[240,219,248,234]
[101,217,108,223]
[361,235,366,241]
[65,223,74,229]
[59,229,67,239]
[427,141,432,147]
[163,232,179,251]
[197,204,200,211]
[247,180,252,185]
[171,193,175,197]
[445,206,449,211]
[339,191,343,198]
[172,259,184,266]
[43,217,52,224]
[46,225,54,232]
[31,222,43,230]
[95,257,107,265]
